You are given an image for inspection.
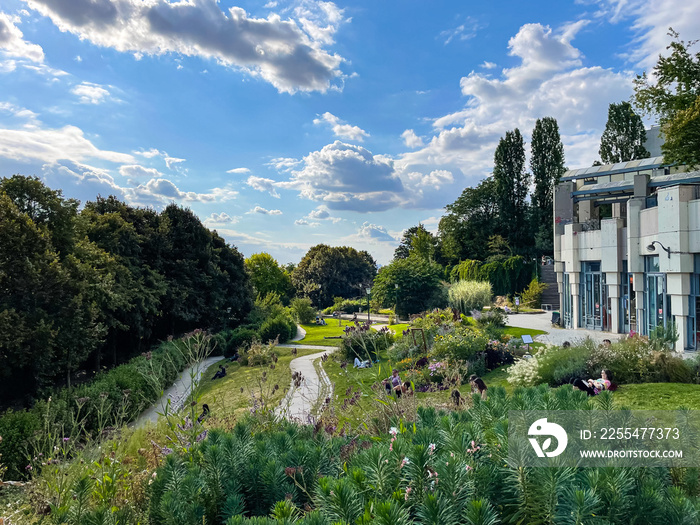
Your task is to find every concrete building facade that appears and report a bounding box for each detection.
[553,156,700,352]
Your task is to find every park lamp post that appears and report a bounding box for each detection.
[394,283,399,319]
[366,287,371,324]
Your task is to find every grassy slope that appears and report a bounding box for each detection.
[195,346,326,418]
[295,320,357,347]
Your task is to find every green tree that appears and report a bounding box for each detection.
[599,101,650,164]
[493,129,530,252]
[530,117,566,255]
[245,253,294,304]
[291,245,377,307]
[634,29,700,168]
[371,255,447,318]
[394,224,437,261]
[438,178,499,264]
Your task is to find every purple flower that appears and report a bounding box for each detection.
[63,437,70,442]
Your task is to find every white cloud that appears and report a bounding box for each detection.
[401,129,424,148]
[74,54,82,62]
[204,212,240,225]
[227,167,250,174]
[438,16,480,45]
[246,175,280,198]
[71,81,112,104]
[481,61,496,69]
[294,218,319,226]
[126,178,238,207]
[0,12,44,63]
[133,148,186,170]
[24,0,347,93]
[0,123,135,164]
[305,204,341,223]
[267,156,301,171]
[313,112,369,141]
[281,141,402,212]
[249,206,282,215]
[356,222,396,243]
[42,160,126,202]
[119,164,163,178]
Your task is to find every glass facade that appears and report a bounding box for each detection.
[689,255,700,351]
[580,261,605,330]
[620,260,635,334]
[644,255,668,335]
[562,272,573,328]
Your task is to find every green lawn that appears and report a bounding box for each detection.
[612,383,700,410]
[195,346,324,419]
[384,323,410,334]
[501,326,548,338]
[295,320,356,347]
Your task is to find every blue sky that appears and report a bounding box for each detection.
[1,0,698,265]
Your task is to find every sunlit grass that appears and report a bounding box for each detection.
[295,320,357,347]
[612,383,700,410]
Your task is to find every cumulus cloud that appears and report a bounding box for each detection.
[398,20,633,178]
[71,81,111,104]
[267,156,301,171]
[401,129,424,148]
[134,148,186,170]
[246,175,280,198]
[313,112,369,141]
[227,167,250,174]
[204,212,240,225]
[294,218,319,226]
[0,123,135,164]
[305,204,341,223]
[119,164,163,178]
[42,160,126,202]
[125,177,238,207]
[249,206,282,215]
[0,12,44,63]
[280,141,402,212]
[355,222,396,243]
[481,61,497,69]
[24,0,346,93]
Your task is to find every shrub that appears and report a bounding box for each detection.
[508,340,596,387]
[290,297,317,324]
[340,325,393,361]
[431,326,487,362]
[521,278,548,308]
[0,408,41,480]
[246,340,279,366]
[259,312,296,344]
[225,327,259,357]
[330,297,364,314]
[448,280,492,314]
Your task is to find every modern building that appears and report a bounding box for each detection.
[553,156,700,352]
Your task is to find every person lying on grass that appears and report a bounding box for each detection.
[572,369,613,396]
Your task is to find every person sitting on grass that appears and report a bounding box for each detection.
[383,369,403,396]
[572,369,613,396]
[212,365,226,380]
[469,374,488,400]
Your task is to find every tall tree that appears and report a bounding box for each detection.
[439,178,499,264]
[291,245,376,307]
[493,129,530,252]
[394,224,437,261]
[530,117,566,255]
[599,102,650,164]
[245,252,294,303]
[634,29,700,168]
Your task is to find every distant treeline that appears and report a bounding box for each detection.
[0,175,253,406]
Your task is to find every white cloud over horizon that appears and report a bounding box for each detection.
[313,112,369,141]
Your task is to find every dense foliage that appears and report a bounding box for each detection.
[449,256,533,297]
[246,253,294,305]
[371,255,447,317]
[146,390,700,525]
[292,245,377,308]
[0,177,253,404]
[598,101,650,164]
[447,280,492,314]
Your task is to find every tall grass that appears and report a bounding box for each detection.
[448,280,492,314]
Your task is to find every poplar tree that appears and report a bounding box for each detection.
[531,117,565,253]
[599,101,649,164]
[493,128,529,252]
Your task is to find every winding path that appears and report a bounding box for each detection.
[276,345,334,422]
[134,355,222,427]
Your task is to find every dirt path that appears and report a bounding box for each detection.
[134,356,222,427]
[276,348,333,422]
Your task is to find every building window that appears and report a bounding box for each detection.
[644,255,667,336]
[689,255,700,351]
[580,261,605,330]
[562,273,573,329]
[620,260,635,334]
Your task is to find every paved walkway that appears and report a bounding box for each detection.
[505,312,624,346]
[276,349,333,422]
[290,325,306,342]
[134,355,222,427]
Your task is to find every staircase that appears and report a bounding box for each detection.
[539,265,560,310]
